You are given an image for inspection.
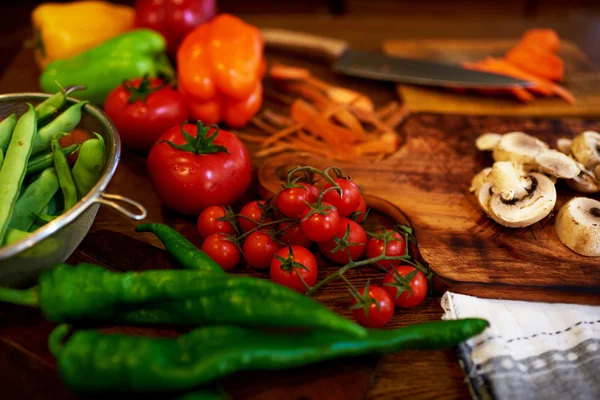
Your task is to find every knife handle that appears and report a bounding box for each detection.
[261,29,349,61]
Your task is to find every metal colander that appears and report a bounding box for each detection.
[0,93,147,287]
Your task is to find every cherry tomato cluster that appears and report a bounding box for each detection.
[196,166,430,328]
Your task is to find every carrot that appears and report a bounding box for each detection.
[291,99,355,146]
[505,45,564,81]
[262,109,293,127]
[354,132,399,156]
[261,122,303,148]
[251,117,279,134]
[234,131,268,143]
[326,86,375,113]
[375,101,399,120]
[464,59,551,96]
[383,105,410,129]
[519,29,560,53]
[476,58,574,104]
[269,64,312,80]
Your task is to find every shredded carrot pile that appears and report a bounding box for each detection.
[238,64,407,161]
[463,28,575,104]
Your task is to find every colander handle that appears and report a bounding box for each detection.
[95,193,147,220]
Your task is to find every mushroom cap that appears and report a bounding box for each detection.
[488,172,557,228]
[565,167,600,193]
[571,131,600,170]
[555,197,600,257]
[470,167,492,193]
[492,132,549,164]
[595,165,600,181]
[556,138,573,155]
[533,149,580,179]
[475,133,502,151]
[477,182,493,216]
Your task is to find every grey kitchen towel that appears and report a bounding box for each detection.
[441,292,600,400]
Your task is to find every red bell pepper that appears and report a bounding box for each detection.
[134,0,216,55]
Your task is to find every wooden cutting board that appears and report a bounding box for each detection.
[382,39,600,117]
[259,113,600,304]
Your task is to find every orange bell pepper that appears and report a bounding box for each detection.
[177,14,264,127]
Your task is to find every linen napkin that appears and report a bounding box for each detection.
[441,292,600,400]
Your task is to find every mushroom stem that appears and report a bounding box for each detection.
[489,161,531,201]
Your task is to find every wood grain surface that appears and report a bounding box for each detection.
[383,39,600,117]
[259,113,600,304]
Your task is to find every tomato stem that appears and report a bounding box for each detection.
[286,166,342,196]
[235,217,295,241]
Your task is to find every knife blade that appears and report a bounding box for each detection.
[261,29,533,89]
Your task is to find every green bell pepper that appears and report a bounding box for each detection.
[39,29,173,106]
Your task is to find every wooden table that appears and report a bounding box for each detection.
[1,15,600,400]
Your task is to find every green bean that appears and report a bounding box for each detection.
[35,85,86,124]
[72,133,105,198]
[52,135,78,209]
[9,167,59,231]
[0,113,17,153]
[0,148,3,169]
[0,105,37,243]
[3,227,29,246]
[32,100,88,155]
[28,204,50,232]
[26,143,80,177]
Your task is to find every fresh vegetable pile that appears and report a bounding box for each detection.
[0,85,105,247]
[0,223,488,398]
[463,29,575,104]
[190,165,433,328]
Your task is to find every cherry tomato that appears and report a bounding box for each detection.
[197,206,236,239]
[243,231,281,269]
[277,183,319,219]
[279,221,313,248]
[353,196,367,223]
[104,77,188,152]
[300,203,340,243]
[365,229,407,270]
[238,200,272,233]
[322,178,362,217]
[270,245,318,293]
[148,123,251,215]
[318,218,367,264]
[382,266,428,308]
[351,285,394,328]
[200,233,240,271]
[59,128,92,164]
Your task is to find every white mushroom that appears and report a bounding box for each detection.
[595,165,600,181]
[555,197,600,257]
[492,131,549,164]
[556,138,573,155]
[480,161,556,228]
[470,167,492,193]
[571,131,600,170]
[533,149,580,179]
[475,133,502,151]
[565,163,600,193]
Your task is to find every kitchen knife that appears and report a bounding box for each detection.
[261,29,533,89]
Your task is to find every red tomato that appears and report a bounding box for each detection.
[279,221,313,248]
[243,231,281,269]
[238,200,272,233]
[277,183,319,219]
[147,122,251,215]
[382,266,428,308]
[200,233,240,271]
[353,196,367,223]
[270,246,318,293]
[58,129,92,164]
[197,206,236,239]
[104,77,188,152]
[318,218,367,264]
[300,203,340,243]
[351,285,394,328]
[322,178,362,217]
[365,229,407,270]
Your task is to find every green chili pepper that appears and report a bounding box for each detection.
[40,30,173,106]
[0,263,365,337]
[35,85,86,124]
[9,167,59,231]
[2,227,29,246]
[32,100,88,155]
[72,133,105,198]
[26,143,80,177]
[50,319,487,393]
[135,223,223,273]
[0,105,37,243]
[0,113,17,154]
[52,135,77,209]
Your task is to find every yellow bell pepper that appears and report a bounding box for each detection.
[31,1,135,70]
